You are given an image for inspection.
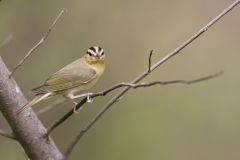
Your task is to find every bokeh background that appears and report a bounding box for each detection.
[0,0,240,160]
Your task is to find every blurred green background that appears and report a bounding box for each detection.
[0,0,240,160]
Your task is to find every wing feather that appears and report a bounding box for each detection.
[32,58,96,93]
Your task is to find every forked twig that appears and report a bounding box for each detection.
[47,70,223,135]
[95,71,223,91]
[9,9,65,77]
[64,1,239,158]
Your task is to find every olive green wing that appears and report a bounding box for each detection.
[32,59,96,94]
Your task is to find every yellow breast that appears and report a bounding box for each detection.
[88,60,105,76]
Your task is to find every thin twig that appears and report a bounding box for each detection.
[0,129,16,139]
[47,70,222,135]
[47,98,87,134]
[64,1,239,158]
[94,71,223,91]
[0,34,13,49]
[148,50,154,73]
[9,9,65,77]
[37,98,65,116]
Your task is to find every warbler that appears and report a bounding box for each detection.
[17,46,105,114]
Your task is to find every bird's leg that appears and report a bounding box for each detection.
[63,95,81,114]
[70,99,80,114]
[70,92,93,103]
[87,95,93,103]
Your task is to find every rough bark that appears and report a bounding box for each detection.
[0,57,64,160]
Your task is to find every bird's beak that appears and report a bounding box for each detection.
[96,55,100,59]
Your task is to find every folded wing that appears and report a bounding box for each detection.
[32,59,96,94]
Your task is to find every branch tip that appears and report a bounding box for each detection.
[9,9,65,78]
[148,50,154,73]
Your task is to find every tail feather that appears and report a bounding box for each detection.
[17,93,51,114]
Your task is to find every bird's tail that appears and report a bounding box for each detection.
[16,93,51,114]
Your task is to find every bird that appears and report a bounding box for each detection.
[17,46,105,114]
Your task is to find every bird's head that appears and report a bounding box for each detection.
[84,46,105,63]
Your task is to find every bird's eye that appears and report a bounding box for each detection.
[88,52,93,56]
[101,52,105,55]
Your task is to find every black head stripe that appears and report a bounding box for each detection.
[87,46,104,57]
[89,46,96,52]
[99,48,104,55]
[87,47,97,56]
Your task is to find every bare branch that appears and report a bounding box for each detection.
[63,71,223,156]
[64,1,239,158]
[47,98,87,135]
[47,70,222,135]
[0,129,16,139]
[0,34,13,49]
[95,71,223,90]
[9,9,65,77]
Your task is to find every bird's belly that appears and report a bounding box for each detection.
[63,77,99,96]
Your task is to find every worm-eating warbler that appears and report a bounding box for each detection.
[17,46,105,114]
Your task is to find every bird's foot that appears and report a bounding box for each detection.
[71,100,80,114]
[73,105,79,114]
[87,94,93,103]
